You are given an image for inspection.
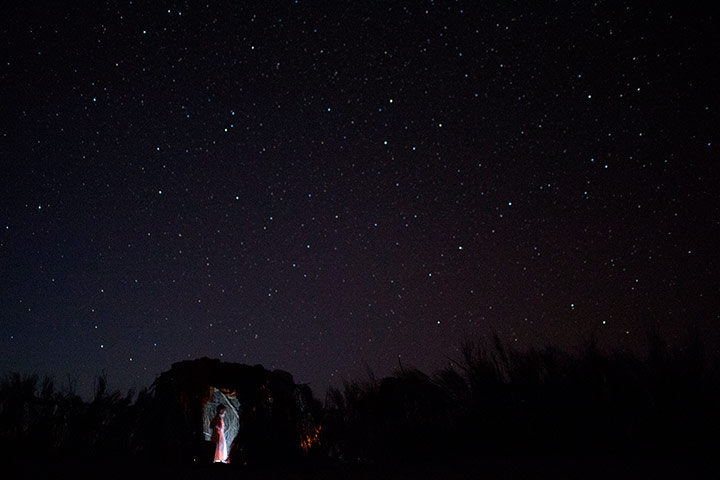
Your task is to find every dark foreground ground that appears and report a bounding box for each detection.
[10,455,716,480]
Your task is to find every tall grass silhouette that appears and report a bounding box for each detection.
[321,332,718,464]
[1,331,716,472]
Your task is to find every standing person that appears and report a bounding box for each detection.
[210,405,228,463]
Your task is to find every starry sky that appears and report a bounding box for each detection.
[1,1,718,397]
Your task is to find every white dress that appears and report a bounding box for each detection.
[210,415,227,462]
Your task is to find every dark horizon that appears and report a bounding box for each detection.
[1,335,717,478]
[1,325,715,403]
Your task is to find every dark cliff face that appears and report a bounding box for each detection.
[146,357,317,465]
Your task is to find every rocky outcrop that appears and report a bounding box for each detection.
[146,357,318,465]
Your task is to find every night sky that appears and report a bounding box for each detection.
[1,1,718,397]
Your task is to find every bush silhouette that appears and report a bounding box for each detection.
[1,331,717,472]
[322,332,719,464]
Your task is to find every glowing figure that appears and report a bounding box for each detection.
[210,405,228,463]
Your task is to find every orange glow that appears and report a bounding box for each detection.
[300,425,322,452]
